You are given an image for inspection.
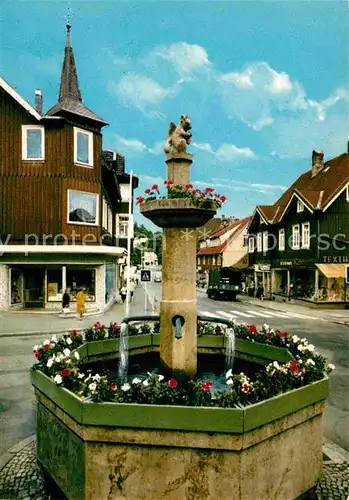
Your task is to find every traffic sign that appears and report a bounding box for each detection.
[141,269,152,282]
[346,265,349,285]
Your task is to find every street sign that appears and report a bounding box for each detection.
[141,269,152,282]
[346,265,349,285]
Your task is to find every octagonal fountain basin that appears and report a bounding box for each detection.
[139,198,216,228]
[31,333,329,500]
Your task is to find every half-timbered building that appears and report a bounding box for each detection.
[248,149,349,306]
[0,25,138,311]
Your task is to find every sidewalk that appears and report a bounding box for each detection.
[0,435,348,500]
[0,285,152,337]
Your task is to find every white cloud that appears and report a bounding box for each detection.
[150,42,211,75]
[266,68,293,94]
[210,178,287,195]
[192,142,256,161]
[109,73,173,114]
[113,134,164,156]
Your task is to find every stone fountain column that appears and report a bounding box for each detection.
[160,153,197,378]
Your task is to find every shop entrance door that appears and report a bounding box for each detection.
[23,268,45,308]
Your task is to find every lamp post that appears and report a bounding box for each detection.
[125,170,133,317]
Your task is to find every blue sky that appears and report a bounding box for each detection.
[2,1,348,227]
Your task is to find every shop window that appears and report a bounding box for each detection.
[66,269,96,302]
[292,225,300,249]
[297,200,304,213]
[74,127,93,166]
[47,269,63,302]
[257,233,262,252]
[22,125,45,160]
[105,263,116,303]
[68,190,99,225]
[278,229,285,251]
[10,269,22,304]
[301,222,310,249]
[248,237,255,253]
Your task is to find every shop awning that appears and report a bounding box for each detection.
[316,263,347,278]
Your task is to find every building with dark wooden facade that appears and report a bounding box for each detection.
[0,25,138,311]
[247,149,349,307]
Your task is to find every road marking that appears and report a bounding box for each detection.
[246,310,277,318]
[216,310,237,319]
[286,312,325,321]
[229,310,253,318]
[199,311,219,318]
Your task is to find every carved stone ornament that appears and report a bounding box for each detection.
[164,115,192,154]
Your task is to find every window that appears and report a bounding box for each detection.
[297,199,304,213]
[292,224,300,249]
[263,231,268,252]
[67,190,99,225]
[22,125,45,160]
[248,237,255,253]
[116,214,133,238]
[66,269,95,302]
[74,127,93,166]
[102,198,108,229]
[301,222,310,249]
[257,232,262,252]
[212,256,216,265]
[278,229,285,251]
[107,206,113,233]
[47,269,63,302]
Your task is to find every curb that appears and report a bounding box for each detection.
[0,327,85,338]
[0,435,36,472]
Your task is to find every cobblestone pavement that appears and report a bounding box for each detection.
[0,439,348,500]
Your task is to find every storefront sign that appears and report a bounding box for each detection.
[279,259,315,267]
[254,264,271,272]
[322,255,348,263]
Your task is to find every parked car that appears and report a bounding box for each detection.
[207,267,242,301]
[154,272,162,282]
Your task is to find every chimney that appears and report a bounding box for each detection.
[311,150,324,178]
[35,89,43,114]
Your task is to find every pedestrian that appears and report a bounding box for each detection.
[76,288,86,320]
[120,284,127,303]
[62,289,70,313]
[129,279,135,302]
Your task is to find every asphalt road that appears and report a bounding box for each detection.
[0,283,348,457]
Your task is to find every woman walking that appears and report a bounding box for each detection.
[76,288,86,320]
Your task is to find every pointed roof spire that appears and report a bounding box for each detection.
[46,24,108,126]
[58,24,82,103]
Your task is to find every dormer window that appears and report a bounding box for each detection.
[297,199,304,213]
[22,125,45,160]
[74,127,93,166]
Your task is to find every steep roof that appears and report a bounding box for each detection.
[0,77,42,121]
[46,25,108,126]
[208,216,251,239]
[198,217,251,256]
[252,152,348,225]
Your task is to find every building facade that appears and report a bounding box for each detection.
[0,25,138,312]
[248,150,349,306]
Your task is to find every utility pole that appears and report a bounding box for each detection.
[125,171,133,317]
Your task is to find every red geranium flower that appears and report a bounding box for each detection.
[168,378,178,388]
[185,184,193,190]
[111,382,117,391]
[34,351,41,359]
[71,329,78,337]
[220,195,227,203]
[278,331,287,338]
[43,344,50,351]
[204,187,215,194]
[289,360,298,373]
[248,325,258,334]
[152,184,159,191]
[145,188,151,195]
[201,381,213,392]
[242,383,250,393]
[60,368,72,377]
[136,196,145,205]
[112,322,119,328]
[164,180,174,186]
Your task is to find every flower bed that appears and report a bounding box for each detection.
[31,320,334,408]
[136,180,227,209]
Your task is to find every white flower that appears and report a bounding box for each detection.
[74,351,80,360]
[78,372,85,379]
[33,345,39,352]
[121,383,131,392]
[306,344,315,352]
[263,324,270,330]
[292,335,300,343]
[328,363,336,371]
[53,374,62,385]
[273,361,280,369]
[157,375,164,382]
[92,374,101,382]
[63,348,71,357]
[225,369,233,379]
[226,378,234,386]
[301,338,308,344]
[89,382,97,392]
[143,380,149,387]
[43,339,50,346]
[46,358,54,368]
[306,359,315,366]
[297,344,305,352]
[66,337,72,345]
[51,335,58,343]
[132,377,142,385]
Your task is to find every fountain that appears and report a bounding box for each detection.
[31,117,329,500]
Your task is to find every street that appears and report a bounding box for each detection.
[0,282,348,457]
